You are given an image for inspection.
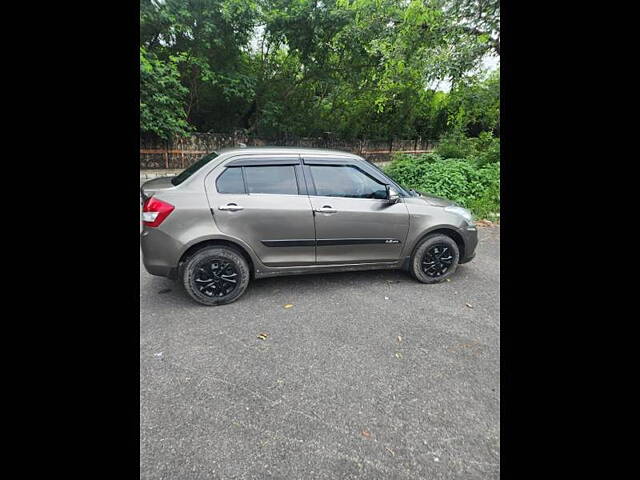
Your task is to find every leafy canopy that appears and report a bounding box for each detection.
[140,0,500,141]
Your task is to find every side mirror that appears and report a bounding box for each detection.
[386,185,400,204]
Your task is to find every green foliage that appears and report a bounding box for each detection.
[384,152,500,220]
[446,70,500,136]
[436,129,500,166]
[140,0,260,134]
[474,131,500,166]
[140,47,191,139]
[467,162,500,220]
[140,0,500,141]
[435,130,477,159]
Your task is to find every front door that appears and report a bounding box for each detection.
[303,158,410,264]
[205,156,316,267]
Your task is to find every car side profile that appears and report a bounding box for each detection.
[140,147,478,305]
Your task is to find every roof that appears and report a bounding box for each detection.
[216,146,362,158]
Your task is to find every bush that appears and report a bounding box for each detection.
[435,130,500,166]
[474,132,500,166]
[384,154,500,220]
[435,130,477,159]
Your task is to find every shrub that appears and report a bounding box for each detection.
[435,130,500,166]
[435,130,477,159]
[384,154,500,220]
[384,153,443,187]
[474,132,500,166]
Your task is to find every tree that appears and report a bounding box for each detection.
[140,47,191,139]
[446,69,499,136]
[139,0,500,140]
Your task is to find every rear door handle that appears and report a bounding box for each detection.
[314,205,337,213]
[218,203,244,211]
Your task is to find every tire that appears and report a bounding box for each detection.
[182,246,250,306]
[410,234,460,284]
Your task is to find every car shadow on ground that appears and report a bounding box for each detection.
[142,264,474,309]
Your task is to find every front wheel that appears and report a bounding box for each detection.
[410,234,460,284]
[182,246,250,306]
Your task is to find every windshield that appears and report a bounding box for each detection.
[171,152,219,186]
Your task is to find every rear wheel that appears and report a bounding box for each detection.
[410,234,460,284]
[182,246,250,306]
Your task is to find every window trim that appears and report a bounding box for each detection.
[302,156,409,197]
[215,158,305,196]
[227,157,301,167]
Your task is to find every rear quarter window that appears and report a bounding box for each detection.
[216,167,245,194]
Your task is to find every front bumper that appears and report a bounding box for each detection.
[459,225,478,263]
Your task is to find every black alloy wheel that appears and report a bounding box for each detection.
[193,258,239,298]
[183,246,250,306]
[410,233,460,284]
[421,243,455,278]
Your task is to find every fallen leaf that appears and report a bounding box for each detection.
[397,335,402,343]
[361,430,371,438]
[257,333,269,340]
[283,304,294,309]
[386,447,395,456]
[395,352,403,359]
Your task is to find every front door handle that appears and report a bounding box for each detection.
[218,203,244,211]
[314,205,337,213]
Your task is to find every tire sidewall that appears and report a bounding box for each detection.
[411,234,460,284]
[183,247,250,306]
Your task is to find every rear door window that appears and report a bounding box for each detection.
[244,165,299,195]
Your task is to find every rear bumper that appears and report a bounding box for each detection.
[142,261,177,279]
[140,227,183,278]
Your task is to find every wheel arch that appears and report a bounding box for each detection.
[411,226,466,261]
[178,237,257,279]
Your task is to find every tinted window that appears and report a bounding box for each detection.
[216,167,245,194]
[244,166,299,195]
[366,161,410,196]
[172,152,219,186]
[310,165,387,199]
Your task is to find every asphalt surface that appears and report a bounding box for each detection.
[140,225,500,479]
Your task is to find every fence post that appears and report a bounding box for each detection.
[164,142,169,169]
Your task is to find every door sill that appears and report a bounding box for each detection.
[255,261,400,278]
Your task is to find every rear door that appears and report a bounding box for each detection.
[303,156,410,264]
[205,156,316,267]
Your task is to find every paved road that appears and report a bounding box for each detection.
[140,226,500,479]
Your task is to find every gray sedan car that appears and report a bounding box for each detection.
[141,147,477,305]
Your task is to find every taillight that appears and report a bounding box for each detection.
[142,197,175,227]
